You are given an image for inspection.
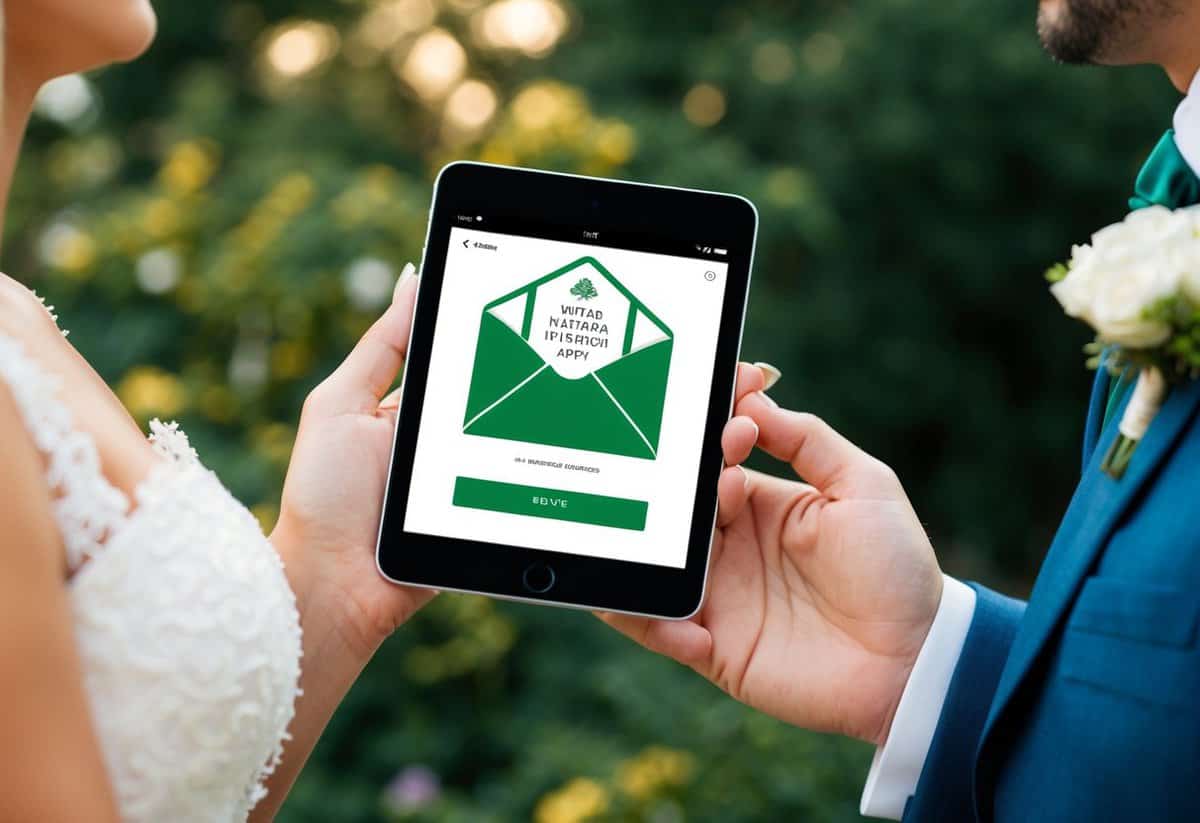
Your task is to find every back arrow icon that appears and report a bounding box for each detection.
[463,239,470,248]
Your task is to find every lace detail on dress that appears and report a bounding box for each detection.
[148,418,200,464]
[0,332,302,822]
[0,335,128,570]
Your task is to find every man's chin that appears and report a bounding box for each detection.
[1037,7,1102,65]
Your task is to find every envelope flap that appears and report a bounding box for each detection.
[486,290,530,337]
[625,306,671,355]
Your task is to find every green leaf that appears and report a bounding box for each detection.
[1044,262,1069,283]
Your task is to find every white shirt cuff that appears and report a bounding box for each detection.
[859,575,977,820]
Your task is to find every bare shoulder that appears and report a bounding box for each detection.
[0,272,67,344]
[0,272,159,496]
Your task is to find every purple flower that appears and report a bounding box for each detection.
[384,765,442,814]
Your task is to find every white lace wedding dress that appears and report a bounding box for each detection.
[0,331,302,822]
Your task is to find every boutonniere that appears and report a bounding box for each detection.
[1048,205,1200,479]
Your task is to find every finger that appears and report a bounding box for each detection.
[596,611,713,667]
[737,392,897,498]
[721,415,758,467]
[733,361,767,404]
[716,465,749,527]
[311,264,418,415]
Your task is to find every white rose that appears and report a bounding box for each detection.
[1052,207,1186,348]
[1176,205,1200,304]
[1050,250,1099,322]
[1088,259,1174,347]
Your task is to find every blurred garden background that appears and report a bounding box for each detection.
[2,0,1182,820]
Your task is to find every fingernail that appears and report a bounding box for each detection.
[393,262,417,301]
[756,390,778,408]
[749,419,760,441]
[755,362,782,391]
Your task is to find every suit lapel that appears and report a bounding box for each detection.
[978,377,1200,776]
[1081,367,1111,473]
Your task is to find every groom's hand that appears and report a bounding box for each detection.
[601,379,943,745]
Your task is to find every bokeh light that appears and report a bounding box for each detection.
[399,28,468,100]
[38,217,96,274]
[117,366,188,419]
[356,0,436,52]
[136,248,184,295]
[682,83,726,127]
[753,41,796,84]
[475,0,569,57]
[444,79,499,135]
[802,31,844,74]
[264,21,340,78]
[33,74,97,125]
[342,257,397,310]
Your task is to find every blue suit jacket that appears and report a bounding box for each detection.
[903,371,1200,822]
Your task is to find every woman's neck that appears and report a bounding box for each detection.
[0,62,38,231]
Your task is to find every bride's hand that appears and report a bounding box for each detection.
[271,264,433,663]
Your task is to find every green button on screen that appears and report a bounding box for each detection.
[452,476,648,531]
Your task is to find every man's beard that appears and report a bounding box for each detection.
[1037,0,1177,64]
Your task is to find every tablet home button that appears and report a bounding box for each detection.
[522,562,556,594]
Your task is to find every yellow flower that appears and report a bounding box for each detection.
[270,339,312,379]
[253,422,296,466]
[765,167,814,207]
[198,384,237,423]
[117,366,187,418]
[142,197,183,240]
[593,121,636,167]
[39,221,97,276]
[158,140,220,196]
[534,777,609,823]
[55,231,97,275]
[268,172,316,214]
[477,140,518,167]
[511,81,583,131]
[616,746,695,800]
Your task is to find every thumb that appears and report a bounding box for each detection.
[308,263,419,416]
[736,392,898,498]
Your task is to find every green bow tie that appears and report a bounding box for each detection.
[1129,130,1200,210]
[1102,131,1200,430]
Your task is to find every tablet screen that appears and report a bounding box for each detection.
[403,221,729,569]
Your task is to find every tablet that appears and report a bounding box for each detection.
[376,162,756,619]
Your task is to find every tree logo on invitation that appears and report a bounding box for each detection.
[570,277,598,301]
[462,256,673,460]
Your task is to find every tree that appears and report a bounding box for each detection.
[571,277,598,300]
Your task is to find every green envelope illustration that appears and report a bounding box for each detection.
[462,256,673,460]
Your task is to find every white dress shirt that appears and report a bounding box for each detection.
[858,576,976,819]
[859,69,1200,820]
[1173,69,1200,174]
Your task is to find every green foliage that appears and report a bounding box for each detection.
[2,0,1180,819]
[1086,295,1200,380]
[1044,262,1069,283]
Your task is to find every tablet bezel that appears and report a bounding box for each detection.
[376,162,757,619]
